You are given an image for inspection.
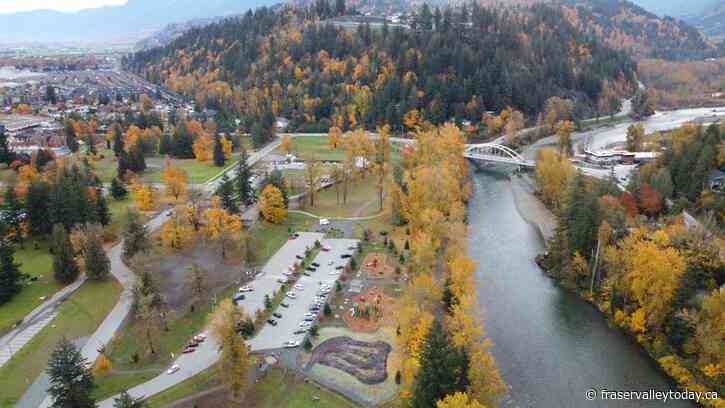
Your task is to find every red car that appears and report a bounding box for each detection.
[182,346,196,354]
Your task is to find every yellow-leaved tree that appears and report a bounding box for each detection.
[131,182,156,211]
[534,148,574,209]
[259,185,286,224]
[210,299,253,401]
[193,135,213,161]
[437,392,487,408]
[161,162,188,200]
[202,196,243,259]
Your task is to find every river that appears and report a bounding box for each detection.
[468,171,694,407]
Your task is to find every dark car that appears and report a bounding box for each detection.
[303,272,311,277]
[335,265,344,270]
[273,312,282,318]
[187,341,199,348]
[311,262,320,267]
[293,329,307,335]
[182,347,196,354]
[280,302,289,308]
[233,293,246,302]
[267,319,278,326]
[306,266,316,272]
[296,255,304,260]
[341,254,352,259]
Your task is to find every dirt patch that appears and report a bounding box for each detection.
[134,242,248,312]
[342,287,397,332]
[361,252,395,279]
[305,336,391,385]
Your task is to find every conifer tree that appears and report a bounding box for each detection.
[27,181,53,236]
[412,320,469,408]
[110,178,128,200]
[64,120,79,153]
[96,189,111,226]
[0,237,25,304]
[3,184,25,247]
[85,235,110,280]
[46,338,96,408]
[218,174,238,213]
[0,125,14,166]
[158,130,173,155]
[112,123,124,157]
[52,224,80,284]
[213,133,225,167]
[236,147,254,207]
[122,211,150,260]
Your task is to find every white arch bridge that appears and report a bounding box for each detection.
[463,143,535,168]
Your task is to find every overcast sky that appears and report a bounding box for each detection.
[0,0,127,14]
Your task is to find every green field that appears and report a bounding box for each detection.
[0,240,58,335]
[250,213,318,264]
[0,278,122,408]
[145,367,359,408]
[304,176,380,218]
[285,137,346,161]
[90,149,241,184]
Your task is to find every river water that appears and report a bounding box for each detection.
[468,171,694,408]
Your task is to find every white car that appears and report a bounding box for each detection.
[299,321,312,328]
[294,284,304,290]
[287,292,297,299]
[328,260,334,266]
[239,286,254,292]
[277,278,288,284]
[167,364,180,375]
[282,271,293,276]
[284,340,300,348]
[304,312,316,318]
[319,218,330,226]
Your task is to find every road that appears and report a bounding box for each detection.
[94,234,358,408]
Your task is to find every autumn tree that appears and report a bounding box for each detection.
[210,299,253,400]
[303,155,323,207]
[556,120,575,157]
[280,135,293,154]
[202,197,243,258]
[437,392,487,408]
[131,182,156,211]
[534,148,574,209]
[161,162,188,201]
[625,123,645,152]
[328,127,343,149]
[185,263,209,310]
[160,209,193,250]
[259,184,286,224]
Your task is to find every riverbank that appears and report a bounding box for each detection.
[509,173,556,245]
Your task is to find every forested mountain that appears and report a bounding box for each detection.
[559,0,717,59]
[125,3,637,133]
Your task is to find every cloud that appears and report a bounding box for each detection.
[0,0,128,14]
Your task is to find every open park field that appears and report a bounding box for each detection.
[281,136,346,161]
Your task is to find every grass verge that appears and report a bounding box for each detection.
[0,278,122,408]
[0,240,57,335]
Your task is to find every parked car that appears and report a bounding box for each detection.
[296,255,304,260]
[273,312,282,318]
[182,347,196,354]
[239,285,254,292]
[303,272,311,277]
[194,334,207,342]
[341,254,352,259]
[311,262,320,267]
[306,267,316,272]
[267,319,278,326]
[286,292,297,299]
[284,340,300,348]
[294,284,304,290]
[293,329,307,335]
[335,265,344,270]
[280,302,290,308]
[233,293,246,302]
[277,278,288,283]
[321,245,330,251]
[167,364,180,374]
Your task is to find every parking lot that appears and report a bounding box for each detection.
[248,237,359,351]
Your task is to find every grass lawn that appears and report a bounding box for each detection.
[249,213,317,265]
[89,149,241,185]
[285,137,346,161]
[0,278,122,408]
[145,367,359,408]
[301,177,380,219]
[0,240,58,335]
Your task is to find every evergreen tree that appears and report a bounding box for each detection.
[218,174,238,213]
[46,85,57,104]
[236,147,254,207]
[213,133,225,167]
[158,130,173,155]
[64,120,79,153]
[172,121,195,158]
[3,184,25,247]
[52,224,80,284]
[85,235,110,280]
[251,122,267,148]
[123,211,150,260]
[27,181,53,236]
[110,178,128,200]
[561,171,600,264]
[112,123,124,158]
[96,189,111,226]
[0,126,15,166]
[113,391,146,408]
[46,338,96,408]
[0,238,25,304]
[412,320,469,408]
